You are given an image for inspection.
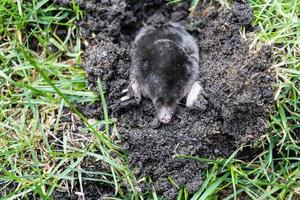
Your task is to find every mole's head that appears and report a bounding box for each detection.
[152,96,178,124]
[139,40,197,124]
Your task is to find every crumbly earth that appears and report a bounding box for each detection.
[54,0,274,199]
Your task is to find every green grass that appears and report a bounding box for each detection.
[180,0,300,199]
[0,1,136,199]
[0,0,299,199]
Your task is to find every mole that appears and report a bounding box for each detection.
[121,22,206,124]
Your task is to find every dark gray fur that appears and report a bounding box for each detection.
[130,22,200,123]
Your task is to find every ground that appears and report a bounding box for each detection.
[0,0,299,200]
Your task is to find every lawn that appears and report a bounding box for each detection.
[0,0,299,199]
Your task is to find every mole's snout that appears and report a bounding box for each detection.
[157,106,175,124]
[159,113,172,124]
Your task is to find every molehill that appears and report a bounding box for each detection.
[54,0,274,198]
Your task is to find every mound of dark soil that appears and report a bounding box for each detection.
[54,0,274,199]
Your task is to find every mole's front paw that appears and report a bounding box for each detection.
[186,81,208,110]
[188,94,208,110]
[119,85,141,105]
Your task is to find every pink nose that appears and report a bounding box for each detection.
[159,115,171,124]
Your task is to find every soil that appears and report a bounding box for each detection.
[53,0,274,199]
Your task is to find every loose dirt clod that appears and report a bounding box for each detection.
[54,0,274,198]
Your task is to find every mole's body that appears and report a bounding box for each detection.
[123,22,204,123]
